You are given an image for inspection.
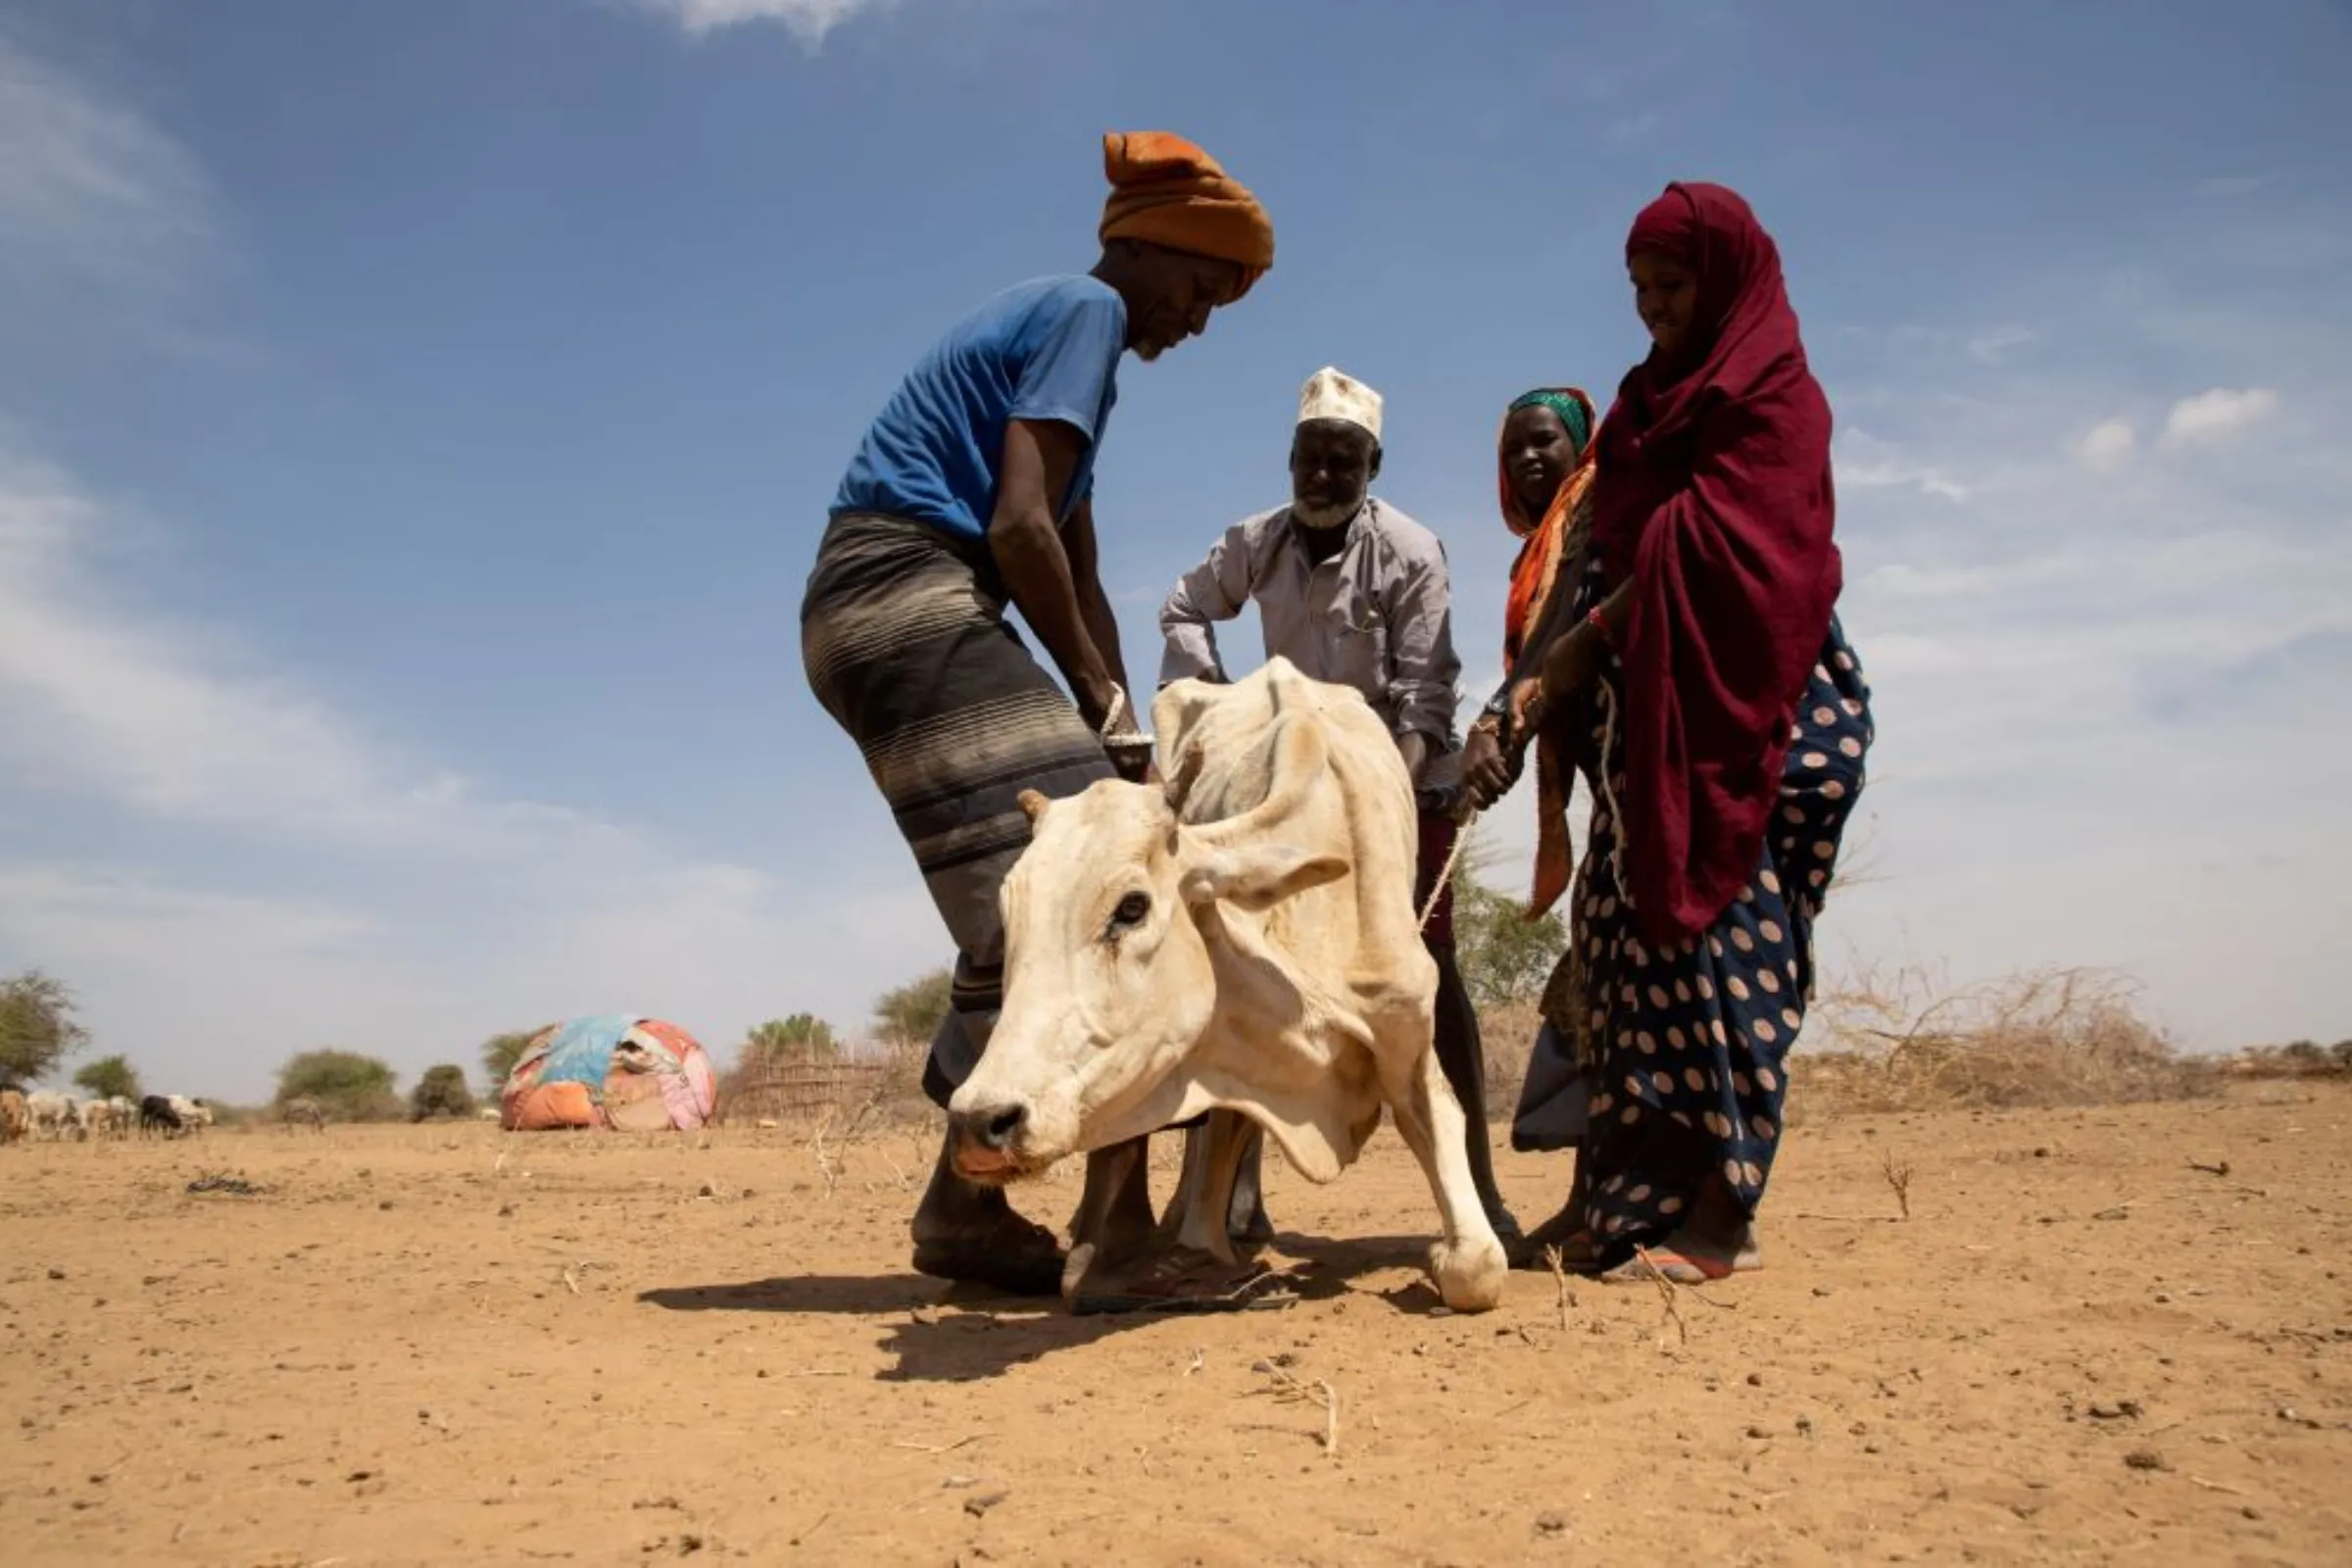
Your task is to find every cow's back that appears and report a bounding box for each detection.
[1153,658,1430,1005]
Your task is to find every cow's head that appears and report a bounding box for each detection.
[946,717,1348,1182]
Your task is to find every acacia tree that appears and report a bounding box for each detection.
[743,1013,838,1064]
[73,1054,141,1102]
[872,970,952,1049]
[277,1050,401,1122]
[479,1024,555,1089]
[409,1064,476,1121]
[0,969,91,1086]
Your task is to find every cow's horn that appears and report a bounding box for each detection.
[1162,747,1205,817]
[1016,788,1052,823]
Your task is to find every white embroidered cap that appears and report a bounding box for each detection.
[1297,366,1383,442]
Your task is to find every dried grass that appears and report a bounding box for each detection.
[1793,963,2214,1117]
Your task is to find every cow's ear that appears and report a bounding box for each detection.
[1178,840,1349,912]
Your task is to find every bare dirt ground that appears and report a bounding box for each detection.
[4,1084,2350,1567]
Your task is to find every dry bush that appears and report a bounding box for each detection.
[1793,963,2214,1117]
[1478,1002,1543,1120]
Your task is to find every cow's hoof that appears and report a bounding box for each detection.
[1428,1236,1508,1313]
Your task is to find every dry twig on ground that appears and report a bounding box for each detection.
[1881,1149,1914,1220]
[1543,1244,1574,1332]
[1250,1359,1341,1460]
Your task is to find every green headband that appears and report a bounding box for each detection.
[1507,389,1592,458]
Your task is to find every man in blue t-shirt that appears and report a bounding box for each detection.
[800,132,1274,1297]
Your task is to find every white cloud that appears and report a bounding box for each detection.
[0,29,211,292]
[0,445,941,1099]
[2160,386,2281,450]
[635,0,895,44]
[1835,429,1971,502]
[1966,324,2035,364]
[2074,416,2136,471]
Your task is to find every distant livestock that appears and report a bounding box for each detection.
[138,1096,184,1138]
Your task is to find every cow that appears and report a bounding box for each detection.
[107,1096,136,1140]
[139,1095,184,1138]
[946,658,1507,1314]
[280,1096,326,1133]
[75,1098,118,1142]
[168,1096,212,1133]
[26,1091,76,1143]
[0,1089,26,1146]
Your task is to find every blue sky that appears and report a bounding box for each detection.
[2,0,2346,1100]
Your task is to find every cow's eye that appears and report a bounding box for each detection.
[1110,892,1152,929]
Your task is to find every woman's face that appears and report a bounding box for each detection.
[1501,405,1577,519]
[1630,250,1700,358]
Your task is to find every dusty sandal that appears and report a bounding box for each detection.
[1600,1244,1740,1286]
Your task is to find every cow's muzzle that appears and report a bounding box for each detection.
[946,1098,1032,1183]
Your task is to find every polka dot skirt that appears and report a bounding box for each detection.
[1561,559,1873,1257]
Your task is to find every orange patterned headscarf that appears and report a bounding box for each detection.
[1498,386,1599,670]
[1496,386,1598,922]
[1100,131,1275,301]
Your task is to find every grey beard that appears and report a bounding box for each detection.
[1291,498,1363,532]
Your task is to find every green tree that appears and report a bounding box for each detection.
[73,1054,141,1102]
[744,1013,838,1063]
[409,1063,476,1122]
[873,969,953,1048]
[1448,837,1570,1009]
[276,1050,402,1122]
[0,969,91,1087]
[479,1024,556,1088]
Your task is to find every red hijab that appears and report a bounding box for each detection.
[1590,182,1841,947]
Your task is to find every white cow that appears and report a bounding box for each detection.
[107,1096,136,1140]
[75,1098,118,1142]
[947,658,1506,1313]
[25,1091,75,1143]
[167,1096,212,1133]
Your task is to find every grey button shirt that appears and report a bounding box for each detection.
[1157,498,1463,755]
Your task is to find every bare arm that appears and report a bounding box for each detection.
[989,418,1117,728]
[1061,498,1130,704]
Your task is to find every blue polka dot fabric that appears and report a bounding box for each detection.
[1559,556,1874,1260]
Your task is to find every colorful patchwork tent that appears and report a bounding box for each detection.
[499,1016,716,1132]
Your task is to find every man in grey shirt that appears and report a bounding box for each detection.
[1157,367,1519,1245]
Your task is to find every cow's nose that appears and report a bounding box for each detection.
[949,1101,1028,1154]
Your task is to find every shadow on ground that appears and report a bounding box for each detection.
[638,1229,1456,1381]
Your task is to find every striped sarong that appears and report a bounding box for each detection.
[800,513,1115,1106]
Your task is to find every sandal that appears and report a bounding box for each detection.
[911,1212,1066,1298]
[1598,1242,1749,1286]
[1071,1245,1293,1316]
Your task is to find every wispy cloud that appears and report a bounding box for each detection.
[0,28,212,293]
[1835,429,1971,502]
[0,443,932,1096]
[632,0,896,45]
[2159,386,2281,450]
[1966,325,2035,365]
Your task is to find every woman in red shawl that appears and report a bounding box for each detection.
[1509,182,1874,1283]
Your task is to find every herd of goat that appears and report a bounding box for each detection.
[0,1089,308,1144]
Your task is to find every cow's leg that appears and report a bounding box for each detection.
[1379,1033,1508,1312]
[1164,1109,1257,1260]
[1059,1136,1154,1298]
[1427,938,1520,1243]
[1223,1122,1274,1245]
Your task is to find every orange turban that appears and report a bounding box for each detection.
[1099,131,1274,300]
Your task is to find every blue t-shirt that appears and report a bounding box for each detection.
[831,276,1128,540]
